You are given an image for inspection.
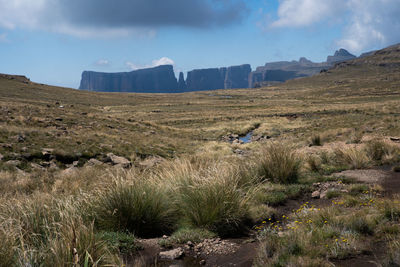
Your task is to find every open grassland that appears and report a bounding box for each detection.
[0,45,400,266]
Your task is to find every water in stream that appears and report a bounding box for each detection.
[239,131,253,144]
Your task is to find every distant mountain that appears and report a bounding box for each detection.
[249,49,356,88]
[327,48,356,63]
[79,49,361,92]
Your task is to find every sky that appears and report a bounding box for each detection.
[0,0,400,89]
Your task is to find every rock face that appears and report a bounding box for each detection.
[185,64,251,91]
[224,64,251,89]
[185,68,225,91]
[79,65,179,93]
[178,72,186,91]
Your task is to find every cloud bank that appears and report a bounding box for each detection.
[0,0,247,38]
[126,57,175,71]
[269,0,400,52]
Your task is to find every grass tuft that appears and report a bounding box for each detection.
[257,143,302,184]
[93,178,177,238]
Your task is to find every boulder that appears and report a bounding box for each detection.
[159,248,184,260]
[106,153,131,168]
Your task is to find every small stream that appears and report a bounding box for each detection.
[239,131,253,144]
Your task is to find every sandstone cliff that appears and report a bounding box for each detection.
[79,65,179,93]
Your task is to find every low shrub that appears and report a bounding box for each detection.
[346,216,374,235]
[307,155,322,173]
[365,140,390,162]
[349,184,369,196]
[98,231,140,254]
[383,200,400,221]
[249,204,277,223]
[326,190,341,199]
[310,135,322,146]
[334,147,370,169]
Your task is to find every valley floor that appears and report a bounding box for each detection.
[0,45,400,266]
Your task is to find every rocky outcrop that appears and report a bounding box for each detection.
[248,58,326,88]
[327,49,356,64]
[79,65,179,93]
[249,49,357,88]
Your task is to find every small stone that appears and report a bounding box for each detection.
[30,163,44,170]
[85,158,103,166]
[5,160,21,167]
[311,191,320,199]
[199,260,206,265]
[159,248,184,260]
[187,241,194,247]
[61,167,78,176]
[0,153,3,161]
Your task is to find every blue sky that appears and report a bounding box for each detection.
[0,0,399,88]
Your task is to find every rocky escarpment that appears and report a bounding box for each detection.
[185,68,225,91]
[79,65,179,93]
[80,64,251,93]
[249,49,356,88]
[79,49,360,92]
[185,64,251,91]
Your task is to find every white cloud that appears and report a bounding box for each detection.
[95,59,110,66]
[126,57,175,70]
[151,57,175,67]
[337,0,400,52]
[268,0,400,52]
[270,0,340,28]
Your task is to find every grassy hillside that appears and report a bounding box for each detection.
[0,44,399,266]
